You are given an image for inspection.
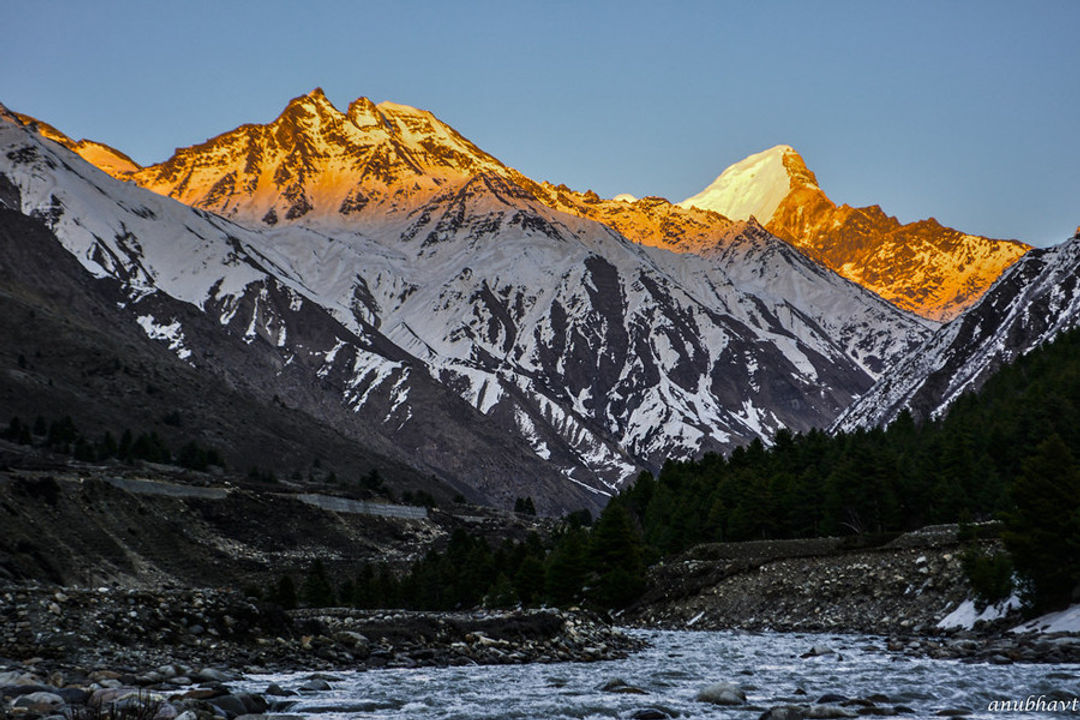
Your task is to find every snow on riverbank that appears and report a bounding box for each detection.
[1012,603,1080,634]
[937,594,1022,630]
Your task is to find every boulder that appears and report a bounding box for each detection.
[598,678,647,694]
[630,708,672,720]
[196,667,238,682]
[805,706,857,718]
[13,691,66,712]
[697,681,747,705]
[759,707,806,720]
[801,645,836,658]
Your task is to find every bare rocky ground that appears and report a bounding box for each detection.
[0,449,545,590]
[0,455,643,719]
[0,583,642,720]
[622,526,1080,665]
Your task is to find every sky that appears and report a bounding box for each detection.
[2,0,1077,247]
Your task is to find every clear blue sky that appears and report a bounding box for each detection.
[3,0,1077,246]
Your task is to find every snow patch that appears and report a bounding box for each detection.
[937,593,1021,630]
[1011,603,1080,635]
[136,315,193,364]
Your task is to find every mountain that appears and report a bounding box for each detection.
[1,92,930,510]
[834,227,1080,431]
[679,145,1030,322]
[0,108,603,513]
[8,110,140,176]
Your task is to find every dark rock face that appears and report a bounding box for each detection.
[836,232,1080,431]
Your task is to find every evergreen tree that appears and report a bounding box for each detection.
[513,555,547,607]
[588,502,646,608]
[1002,434,1080,610]
[484,573,518,608]
[300,559,336,607]
[272,575,298,610]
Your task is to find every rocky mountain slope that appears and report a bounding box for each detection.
[0,114,598,513]
[1,93,931,508]
[680,145,1030,321]
[834,227,1080,430]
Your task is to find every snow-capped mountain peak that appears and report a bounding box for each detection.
[678,144,815,223]
[679,141,1029,321]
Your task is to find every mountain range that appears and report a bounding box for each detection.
[0,89,1069,512]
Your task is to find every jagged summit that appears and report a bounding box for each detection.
[116,89,530,227]
[678,145,814,223]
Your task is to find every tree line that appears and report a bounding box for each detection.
[267,326,1080,615]
[2,414,225,471]
[614,326,1080,612]
[261,502,648,612]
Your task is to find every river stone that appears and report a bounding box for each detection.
[153,703,179,720]
[697,681,747,705]
[599,678,647,694]
[805,705,857,718]
[265,683,295,696]
[55,687,90,705]
[0,671,43,686]
[211,694,249,718]
[175,712,198,720]
[760,706,806,720]
[196,667,238,682]
[631,708,671,720]
[801,645,836,658]
[299,679,332,692]
[817,694,847,704]
[1,684,56,699]
[13,691,65,711]
[237,692,269,713]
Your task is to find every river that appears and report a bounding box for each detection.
[232,629,1079,719]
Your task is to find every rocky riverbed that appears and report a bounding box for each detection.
[0,583,644,719]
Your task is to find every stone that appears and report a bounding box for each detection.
[211,694,249,718]
[801,645,836,658]
[760,706,806,720]
[175,710,198,720]
[55,687,90,705]
[0,671,43,686]
[598,678,647,694]
[153,703,179,720]
[631,708,671,720]
[299,679,332,692]
[817,694,847,704]
[196,667,238,682]
[265,683,295,696]
[13,691,66,711]
[806,705,857,718]
[697,681,747,705]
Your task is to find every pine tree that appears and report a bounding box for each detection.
[545,527,588,606]
[272,575,298,610]
[513,555,546,606]
[1002,433,1080,610]
[588,502,646,608]
[300,559,336,607]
